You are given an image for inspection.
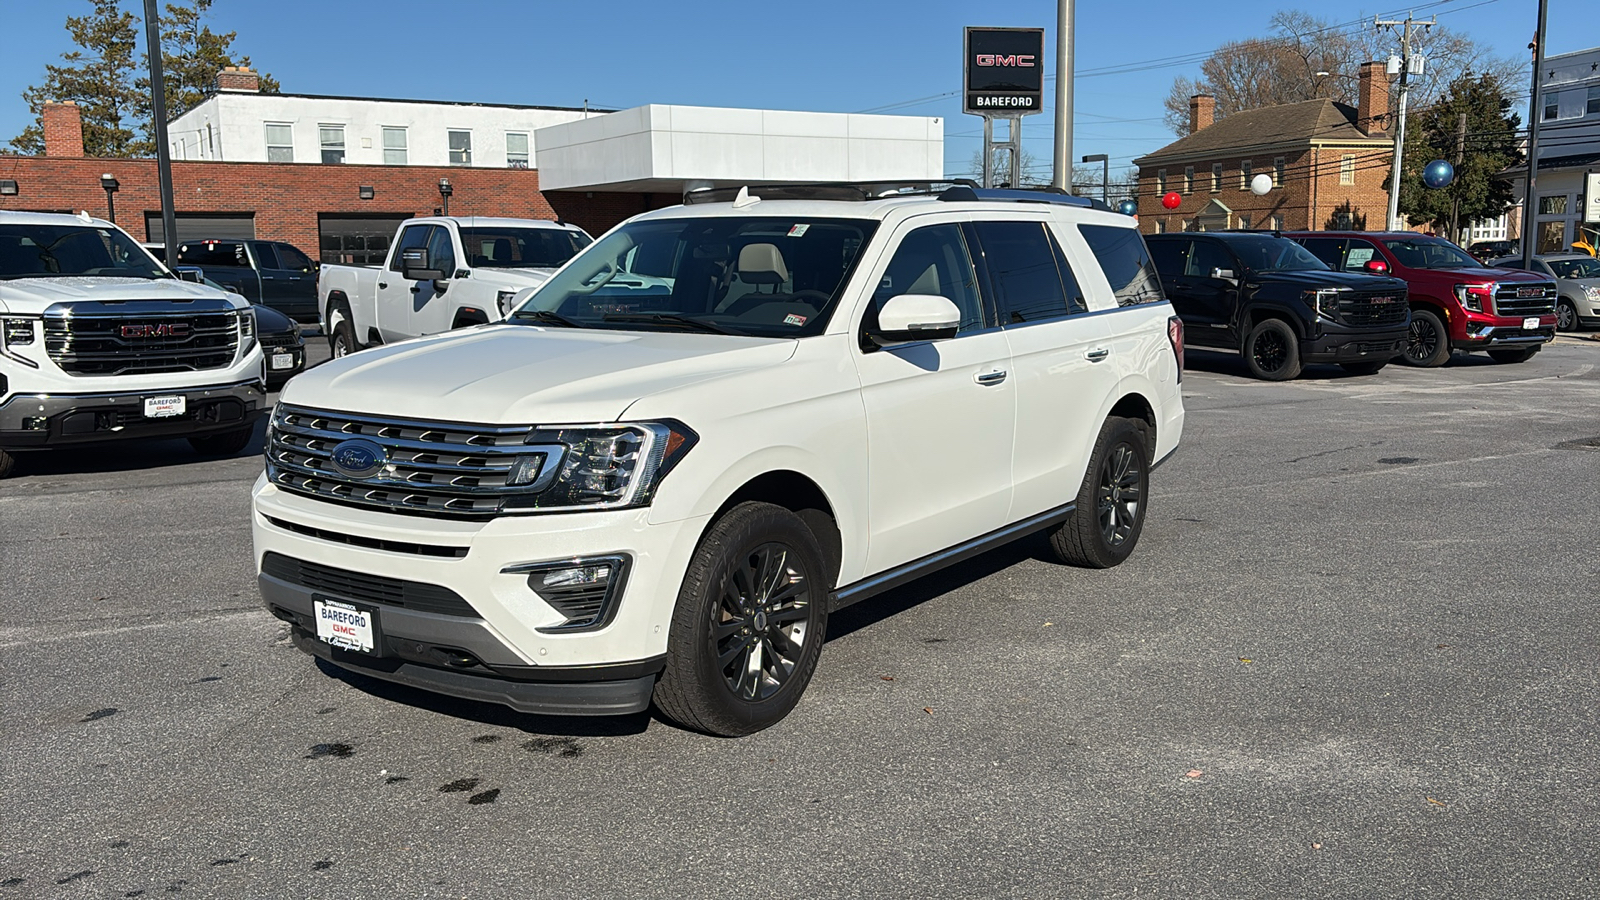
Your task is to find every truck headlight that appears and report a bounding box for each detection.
[497,290,518,317]
[236,307,257,355]
[1304,289,1341,319]
[507,420,697,511]
[3,317,35,346]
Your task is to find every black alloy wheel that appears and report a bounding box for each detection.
[654,502,829,736]
[1096,443,1143,549]
[1556,300,1578,333]
[1049,417,1151,569]
[1402,308,1452,367]
[1244,319,1302,380]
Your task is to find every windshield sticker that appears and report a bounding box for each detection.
[783,314,808,326]
[786,224,810,238]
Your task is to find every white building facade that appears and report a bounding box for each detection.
[1511,46,1600,253]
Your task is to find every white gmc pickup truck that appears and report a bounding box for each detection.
[253,183,1184,736]
[317,216,591,357]
[1,211,267,478]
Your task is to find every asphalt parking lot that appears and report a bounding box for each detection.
[3,334,1598,899]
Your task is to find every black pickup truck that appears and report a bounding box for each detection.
[174,238,319,323]
[1145,232,1410,380]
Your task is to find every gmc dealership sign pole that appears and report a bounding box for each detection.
[965,27,1045,189]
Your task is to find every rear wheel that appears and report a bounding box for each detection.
[654,502,829,737]
[1048,417,1151,569]
[1402,308,1452,367]
[1339,360,1388,376]
[1556,300,1579,333]
[1243,319,1302,380]
[1487,346,1540,364]
[188,425,254,457]
[0,448,16,479]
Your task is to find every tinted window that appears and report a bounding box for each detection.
[1227,235,1328,272]
[1383,237,1479,269]
[177,241,245,268]
[390,225,433,272]
[1551,257,1600,278]
[274,243,314,271]
[974,221,1073,323]
[873,224,985,333]
[1145,238,1188,277]
[1297,237,1345,269]
[1186,240,1234,278]
[459,227,588,269]
[250,243,280,269]
[0,225,167,280]
[1079,224,1164,306]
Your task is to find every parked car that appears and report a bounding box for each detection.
[175,238,320,323]
[1467,239,1515,263]
[1287,231,1558,366]
[1487,253,1600,332]
[1144,231,1409,380]
[0,211,267,479]
[255,304,306,390]
[318,216,593,357]
[253,183,1185,736]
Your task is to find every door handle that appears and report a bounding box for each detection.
[975,370,1008,386]
[1085,348,1110,362]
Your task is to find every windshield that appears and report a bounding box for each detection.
[1383,237,1480,270]
[0,223,168,280]
[510,216,879,337]
[459,226,591,269]
[1550,257,1600,279]
[1229,235,1329,273]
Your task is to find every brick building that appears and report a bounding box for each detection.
[1133,62,1396,234]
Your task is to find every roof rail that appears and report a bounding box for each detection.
[936,185,1100,210]
[682,180,979,205]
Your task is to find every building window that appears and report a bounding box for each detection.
[1274,156,1285,186]
[1157,169,1166,193]
[265,123,293,163]
[1270,215,1283,231]
[319,125,345,165]
[382,127,407,165]
[1340,155,1356,185]
[506,132,529,168]
[1240,160,1252,190]
[1239,215,1252,230]
[1155,219,1166,234]
[1543,91,1560,120]
[1184,166,1194,193]
[1538,195,1568,215]
[1210,163,1221,192]
[448,130,472,166]
[1589,86,1600,115]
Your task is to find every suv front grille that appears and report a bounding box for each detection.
[1338,291,1409,327]
[43,300,240,376]
[260,551,478,617]
[1493,283,1557,317]
[266,405,557,519]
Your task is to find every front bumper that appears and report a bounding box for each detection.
[252,479,710,714]
[0,379,267,450]
[1455,312,1557,347]
[1300,322,1408,363]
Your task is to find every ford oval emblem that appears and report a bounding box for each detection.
[329,438,386,479]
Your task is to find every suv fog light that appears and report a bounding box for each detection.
[502,554,631,632]
[540,564,610,589]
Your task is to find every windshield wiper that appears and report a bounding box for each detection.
[509,309,583,328]
[601,312,737,335]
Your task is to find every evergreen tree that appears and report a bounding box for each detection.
[1390,74,1522,232]
[134,0,280,153]
[9,0,142,156]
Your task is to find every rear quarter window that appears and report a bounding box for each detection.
[1078,224,1165,306]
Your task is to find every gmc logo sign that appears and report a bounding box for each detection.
[120,323,191,339]
[975,54,1036,67]
[1369,296,1397,304]
[1515,287,1545,298]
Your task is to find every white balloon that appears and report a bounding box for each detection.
[1250,174,1273,196]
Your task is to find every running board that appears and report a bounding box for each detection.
[830,503,1076,611]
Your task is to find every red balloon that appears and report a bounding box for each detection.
[1161,191,1181,210]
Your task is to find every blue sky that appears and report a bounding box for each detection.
[0,0,1588,182]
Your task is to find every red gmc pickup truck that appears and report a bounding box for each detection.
[1287,231,1558,366]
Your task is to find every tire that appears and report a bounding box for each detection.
[1487,346,1540,364]
[188,425,254,457]
[1556,300,1579,333]
[1339,360,1388,376]
[1243,318,1302,380]
[328,315,357,359]
[1402,308,1452,367]
[0,448,16,479]
[653,502,830,737]
[1048,417,1151,569]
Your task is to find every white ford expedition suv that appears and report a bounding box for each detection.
[252,183,1185,736]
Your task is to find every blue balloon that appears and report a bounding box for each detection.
[1422,159,1455,189]
[1117,199,1138,216]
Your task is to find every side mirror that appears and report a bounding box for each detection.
[174,266,205,283]
[400,247,447,282]
[1364,259,1389,274]
[867,294,961,348]
[1210,267,1236,281]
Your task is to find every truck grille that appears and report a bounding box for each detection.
[43,299,241,376]
[1492,282,1557,317]
[260,551,478,617]
[1338,291,1409,327]
[259,331,300,349]
[265,405,563,519]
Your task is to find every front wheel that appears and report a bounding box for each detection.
[328,316,356,359]
[1402,308,1452,367]
[1556,300,1579,333]
[1487,346,1540,364]
[0,448,16,479]
[653,502,829,737]
[1048,417,1151,569]
[188,425,254,457]
[1243,319,1303,380]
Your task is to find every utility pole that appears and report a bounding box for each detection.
[1450,110,1467,241]
[1521,0,1549,267]
[1052,0,1074,191]
[1376,12,1434,231]
[144,0,177,252]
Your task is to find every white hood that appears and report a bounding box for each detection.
[280,325,798,424]
[0,276,243,314]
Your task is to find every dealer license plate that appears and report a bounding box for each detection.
[270,352,296,370]
[143,395,186,418]
[1522,317,1540,330]
[314,597,376,653]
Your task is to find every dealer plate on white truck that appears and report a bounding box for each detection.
[143,395,186,418]
[314,597,376,653]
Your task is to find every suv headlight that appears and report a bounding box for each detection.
[1584,285,1600,303]
[506,420,697,511]
[1304,289,1341,320]
[497,290,518,317]
[1453,282,1493,313]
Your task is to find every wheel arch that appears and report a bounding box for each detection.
[1242,304,1306,339]
[709,470,843,588]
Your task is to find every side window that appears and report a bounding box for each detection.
[1145,239,1188,278]
[1298,237,1346,269]
[1078,224,1164,306]
[1185,240,1234,278]
[176,241,244,268]
[426,226,457,274]
[390,225,433,272]
[872,224,984,334]
[973,221,1073,324]
[275,243,314,271]
[1343,239,1379,271]
[250,243,280,270]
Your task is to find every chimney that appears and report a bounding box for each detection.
[1357,62,1390,136]
[42,100,85,157]
[215,65,261,93]
[1188,95,1215,134]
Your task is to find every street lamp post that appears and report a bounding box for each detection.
[1081,153,1108,203]
[100,174,119,223]
[438,177,453,216]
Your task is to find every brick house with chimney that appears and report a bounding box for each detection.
[1134,62,1397,234]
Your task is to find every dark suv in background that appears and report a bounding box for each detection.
[1145,232,1409,380]
[175,238,319,323]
